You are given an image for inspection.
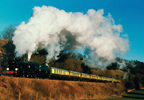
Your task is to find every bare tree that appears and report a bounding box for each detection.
[0,25,15,41]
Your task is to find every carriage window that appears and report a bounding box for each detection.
[54,69,57,73]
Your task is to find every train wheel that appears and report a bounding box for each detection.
[30,75,33,78]
[34,74,39,79]
[22,74,25,77]
[48,75,51,79]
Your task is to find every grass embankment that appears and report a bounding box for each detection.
[0,76,125,100]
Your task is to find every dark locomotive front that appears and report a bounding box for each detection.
[6,59,19,76]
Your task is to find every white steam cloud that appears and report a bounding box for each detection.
[13,6,129,66]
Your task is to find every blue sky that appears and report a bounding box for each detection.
[0,0,144,62]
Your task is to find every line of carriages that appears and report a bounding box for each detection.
[6,60,120,83]
[50,67,120,83]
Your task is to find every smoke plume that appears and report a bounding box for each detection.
[13,6,129,67]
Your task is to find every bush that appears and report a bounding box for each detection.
[125,81,134,89]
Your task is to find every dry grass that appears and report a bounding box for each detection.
[0,75,125,100]
[109,70,125,77]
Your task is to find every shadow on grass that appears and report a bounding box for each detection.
[123,96,144,99]
[123,89,144,100]
[128,92,144,95]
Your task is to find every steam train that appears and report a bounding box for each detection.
[6,60,120,83]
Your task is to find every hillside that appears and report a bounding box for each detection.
[0,39,144,100]
[0,40,125,78]
[0,75,125,100]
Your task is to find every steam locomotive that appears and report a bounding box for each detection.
[6,59,120,83]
